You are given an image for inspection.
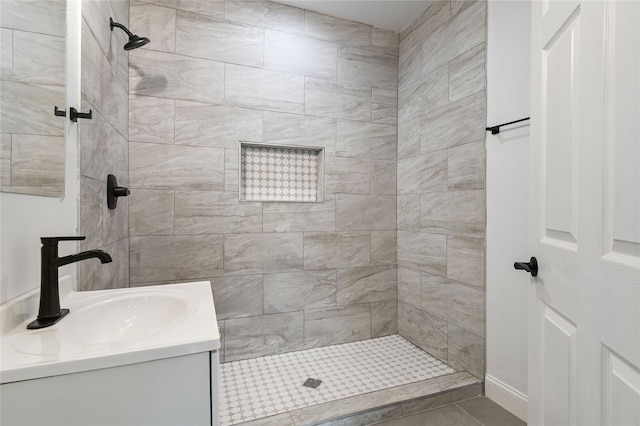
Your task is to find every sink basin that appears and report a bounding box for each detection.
[60,290,196,345]
[1,279,219,384]
[7,285,202,359]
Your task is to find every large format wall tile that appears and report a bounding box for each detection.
[130,235,223,283]
[371,300,398,337]
[80,177,104,250]
[447,236,485,288]
[397,194,420,231]
[80,19,104,111]
[130,49,225,103]
[211,275,264,319]
[398,117,421,160]
[399,0,449,56]
[398,301,448,361]
[263,111,336,155]
[304,10,371,49]
[336,120,396,161]
[303,232,370,270]
[324,156,370,195]
[304,305,371,348]
[225,63,304,113]
[371,230,396,265]
[265,30,337,79]
[135,0,224,19]
[176,10,264,67]
[371,160,396,195]
[421,91,486,153]
[0,0,65,37]
[126,0,402,362]
[174,101,262,149]
[263,270,337,314]
[336,265,397,305]
[7,135,64,191]
[10,30,64,85]
[129,142,225,190]
[371,88,398,125]
[262,197,336,232]
[397,231,446,276]
[129,189,175,236]
[449,42,485,103]
[0,81,64,136]
[447,140,485,190]
[448,324,485,378]
[397,0,486,378]
[335,194,396,231]
[225,0,304,35]
[421,0,486,75]
[421,273,485,336]
[225,312,304,361]
[129,95,175,144]
[130,2,176,53]
[420,190,485,237]
[175,191,262,234]
[81,108,128,182]
[338,46,397,90]
[398,65,448,124]
[224,233,303,275]
[305,78,371,122]
[398,267,421,308]
[371,27,398,57]
[397,150,447,194]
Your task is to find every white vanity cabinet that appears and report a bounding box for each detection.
[1,280,221,426]
[1,351,221,426]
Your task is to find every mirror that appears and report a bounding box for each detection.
[1,0,66,197]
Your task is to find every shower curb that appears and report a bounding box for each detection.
[235,371,482,426]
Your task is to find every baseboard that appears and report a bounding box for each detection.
[484,375,527,422]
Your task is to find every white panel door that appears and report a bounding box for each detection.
[529,1,640,425]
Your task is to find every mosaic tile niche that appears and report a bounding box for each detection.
[240,143,324,202]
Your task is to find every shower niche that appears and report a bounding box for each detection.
[239,142,324,203]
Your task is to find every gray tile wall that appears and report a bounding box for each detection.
[78,0,130,291]
[128,0,399,362]
[397,0,487,378]
[0,0,66,197]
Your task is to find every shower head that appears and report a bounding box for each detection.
[110,17,150,51]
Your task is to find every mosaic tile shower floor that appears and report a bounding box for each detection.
[219,334,457,425]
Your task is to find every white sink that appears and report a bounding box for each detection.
[60,290,196,345]
[1,279,219,384]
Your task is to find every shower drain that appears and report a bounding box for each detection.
[303,378,322,389]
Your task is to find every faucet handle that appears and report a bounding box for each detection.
[41,236,87,246]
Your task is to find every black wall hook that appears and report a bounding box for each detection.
[69,107,92,122]
[54,106,66,117]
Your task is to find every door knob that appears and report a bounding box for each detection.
[514,256,538,277]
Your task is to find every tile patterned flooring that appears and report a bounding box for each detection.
[377,397,527,426]
[219,335,456,425]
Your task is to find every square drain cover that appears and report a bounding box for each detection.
[303,378,322,389]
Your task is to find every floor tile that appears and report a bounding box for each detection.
[219,334,456,425]
[457,397,526,426]
[377,404,482,426]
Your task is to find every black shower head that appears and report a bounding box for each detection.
[110,17,150,51]
[124,34,150,50]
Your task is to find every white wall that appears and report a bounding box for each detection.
[0,1,82,304]
[485,0,531,421]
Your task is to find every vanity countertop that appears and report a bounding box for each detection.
[0,278,219,384]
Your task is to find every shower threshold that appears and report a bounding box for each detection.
[219,335,482,425]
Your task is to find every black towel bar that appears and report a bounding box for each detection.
[486,117,530,135]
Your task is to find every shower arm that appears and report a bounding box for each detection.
[110,18,135,38]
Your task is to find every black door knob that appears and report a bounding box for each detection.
[514,257,538,277]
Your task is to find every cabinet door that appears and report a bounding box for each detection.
[1,353,211,426]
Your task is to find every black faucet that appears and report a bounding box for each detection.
[27,236,112,330]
